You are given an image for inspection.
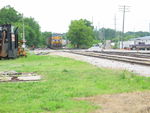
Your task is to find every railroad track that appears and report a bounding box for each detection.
[67,51,150,66]
[95,51,150,59]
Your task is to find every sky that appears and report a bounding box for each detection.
[1,0,150,33]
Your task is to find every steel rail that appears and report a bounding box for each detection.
[67,51,150,66]
[93,51,150,59]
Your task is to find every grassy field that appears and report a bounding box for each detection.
[0,54,150,113]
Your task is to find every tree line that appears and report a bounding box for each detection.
[94,28,150,43]
[1,5,150,48]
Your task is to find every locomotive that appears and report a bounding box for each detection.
[47,36,62,49]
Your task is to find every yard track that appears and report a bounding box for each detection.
[95,51,150,59]
[67,50,150,66]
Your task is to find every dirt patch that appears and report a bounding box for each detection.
[76,91,150,113]
[0,71,41,82]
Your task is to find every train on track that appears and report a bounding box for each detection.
[130,42,150,50]
[47,36,62,49]
[122,36,150,50]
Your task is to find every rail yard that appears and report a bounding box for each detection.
[1,1,150,113]
[33,49,150,77]
[33,49,150,66]
[68,50,150,65]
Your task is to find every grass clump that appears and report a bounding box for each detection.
[0,54,150,113]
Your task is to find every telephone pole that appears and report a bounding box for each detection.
[22,14,26,48]
[114,14,117,32]
[92,16,93,25]
[149,23,150,33]
[114,14,117,41]
[119,5,130,49]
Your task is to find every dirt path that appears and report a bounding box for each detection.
[77,91,150,113]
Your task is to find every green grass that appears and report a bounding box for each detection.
[0,54,150,113]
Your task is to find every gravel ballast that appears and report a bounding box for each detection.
[49,52,150,77]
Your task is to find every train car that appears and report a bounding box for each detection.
[47,36,62,49]
[130,42,150,50]
[128,36,150,50]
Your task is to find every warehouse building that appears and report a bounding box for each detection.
[119,36,150,50]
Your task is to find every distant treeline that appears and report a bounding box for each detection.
[94,28,150,42]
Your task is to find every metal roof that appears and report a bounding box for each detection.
[130,36,150,41]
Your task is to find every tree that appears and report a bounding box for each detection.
[0,5,22,24]
[41,32,52,46]
[23,17,41,47]
[0,6,43,47]
[82,19,94,29]
[67,19,94,48]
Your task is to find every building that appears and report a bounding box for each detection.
[119,40,134,49]
[119,36,150,50]
[130,36,150,45]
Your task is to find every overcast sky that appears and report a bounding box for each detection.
[1,0,150,33]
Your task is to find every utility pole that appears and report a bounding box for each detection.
[92,16,93,25]
[119,5,130,49]
[98,22,101,41]
[149,23,150,33]
[22,14,26,48]
[114,14,119,48]
[102,27,105,49]
[114,14,117,32]
[114,14,117,40]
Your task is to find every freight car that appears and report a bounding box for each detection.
[130,42,150,50]
[47,36,62,49]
